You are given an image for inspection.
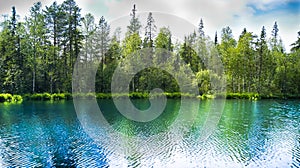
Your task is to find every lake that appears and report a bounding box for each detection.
[0,99,299,167]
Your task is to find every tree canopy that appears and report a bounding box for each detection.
[0,3,299,97]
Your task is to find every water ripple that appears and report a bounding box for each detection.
[0,100,299,167]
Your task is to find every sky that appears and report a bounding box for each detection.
[0,0,299,52]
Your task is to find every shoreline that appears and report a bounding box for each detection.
[1,92,300,103]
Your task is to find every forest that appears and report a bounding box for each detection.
[0,0,299,100]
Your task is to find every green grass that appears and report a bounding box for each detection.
[52,93,66,100]
[24,93,72,101]
[1,92,298,103]
[198,92,260,100]
[197,94,215,100]
[96,93,112,99]
[28,93,52,101]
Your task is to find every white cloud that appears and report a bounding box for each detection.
[247,0,292,10]
[104,0,299,51]
[105,0,252,27]
[0,0,66,18]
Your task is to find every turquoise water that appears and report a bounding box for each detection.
[0,99,299,167]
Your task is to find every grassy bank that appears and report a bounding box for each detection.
[79,92,195,99]
[23,93,73,101]
[19,92,196,101]
[198,93,260,100]
[199,92,300,100]
[1,92,299,103]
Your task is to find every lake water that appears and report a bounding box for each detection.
[0,99,299,167]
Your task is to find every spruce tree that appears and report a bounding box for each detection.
[198,18,204,38]
[291,31,300,52]
[127,4,141,35]
[95,16,110,93]
[143,12,156,48]
[214,31,218,45]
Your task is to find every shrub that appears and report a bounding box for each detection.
[96,93,112,99]
[52,93,65,100]
[0,94,8,102]
[197,94,214,100]
[0,95,5,102]
[130,92,148,99]
[22,94,31,100]
[0,94,22,103]
[166,92,180,98]
[30,93,52,101]
[86,93,96,99]
[43,93,52,100]
[12,95,23,102]
[0,94,13,102]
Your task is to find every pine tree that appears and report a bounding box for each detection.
[155,27,173,51]
[289,32,300,94]
[101,31,122,93]
[143,12,156,48]
[291,31,300,52]
[44,1,65,93]
[271,21,280,51]
[1,7,23,94]
[61,0,83,92]
[186,31,197,45]
[97,16,110,61]
[219,26,236,92]
[236,30,256,92]
[9,7,17,36]
[127,4,141,35]
[256,26,271,93]
[179,37,200,73]
[27,2,47,93]
[198,18,204,38]
[95,16,110,93]
[82,13,96,62]
[214,31,218,45]
[272,21,279,41]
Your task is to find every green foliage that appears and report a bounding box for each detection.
[143,12,156,48]
[122,33,142,58]
[197,94,215,100]
[0,94,22,103]
[0,94,13,102]
[52,93,66,100]
[29,93,51,101]
[0,3,299,100]
[127,4,142,35]
[96,92,196,99]
[226,93,260,100]
[51,93,72,100]
[291,31,300,52]
[96,93,112,99]
[24,93,72,101]
[180,42,201,72]
[12,95,23,102]
[195,70,223,95]
[155,27,173,51]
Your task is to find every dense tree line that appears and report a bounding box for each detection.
[0,2,299,97]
